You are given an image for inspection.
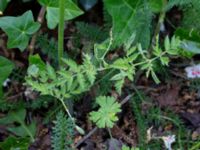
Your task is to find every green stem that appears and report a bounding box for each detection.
[58,0,65,67]
[151,0,167,51]
[107,128,113,139]
[60,98,85,135]
[60,98,74,123]
[189,142,200,150]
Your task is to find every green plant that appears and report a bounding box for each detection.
[0,11,40,51]
[0,108,36,142]
[51,111,74,150]
[0,56,14,97]
[0,0,11,13]
[96,36,181,94]
[131,91,148,150]
[38,0,83,29]
[26,54,96,133]
[72,21,108,54]
[58,0,65,66]
[0,136,30,150]
[36,34,58,64]
[89,96,121,128]
[1,0,199,149]
[26,54,96,100]
[122,145,140,150]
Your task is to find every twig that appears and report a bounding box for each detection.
[75,127,98,148]
[120,93,134,105]
[75,94,133,148]
[7,92,24,100]
[28,7,46,54]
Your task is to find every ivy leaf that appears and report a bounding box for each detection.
[0,136,30,150]
[0,108,36,142]
[104,0,152,48]
[38,0,84,29]
[0,0,10,13]
[89,96,121,128]
[0,56,14,97]
[0,10,40,51]
[149,0,163,13]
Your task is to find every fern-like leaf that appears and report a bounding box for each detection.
[51,111,74,150]
[26,55,97,100]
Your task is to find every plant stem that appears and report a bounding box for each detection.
[60,98,74,122]
[107,128,113,139]
[60,98,85,135]
[151,0,167,49]
[58,0,65,67]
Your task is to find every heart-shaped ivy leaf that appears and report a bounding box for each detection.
[38,0,84,29]
[0,10,40,51]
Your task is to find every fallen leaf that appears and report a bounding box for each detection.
[157,83,180,107]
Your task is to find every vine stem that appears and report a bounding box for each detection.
[58,0,65,67]
[28,6,46,54]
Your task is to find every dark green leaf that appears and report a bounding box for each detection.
[0,136,30,150]
[29,54,46,71]
[175,28,200,43]
[0,56,14,97]
[104,0,152,48]
[0,11,40,51]
[39,0,83,29]
[0,0,10,13]
[0,109,36,141]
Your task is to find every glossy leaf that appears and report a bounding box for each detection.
[0,10,40,51]
[0,56,14,97]
[104,0,152,49]
[0,0,10,13]
[38,0,84,29]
